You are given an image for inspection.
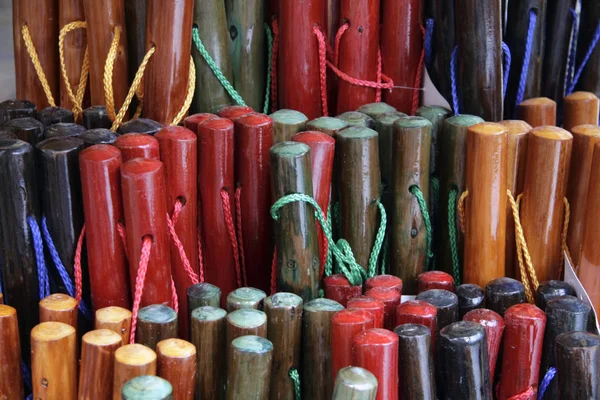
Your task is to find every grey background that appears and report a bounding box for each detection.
[0,0,16,101]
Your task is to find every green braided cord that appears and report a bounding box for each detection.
[381,236,388,275]
[271,193,370,286]
[289,368,301,400]
[324,205,333,276]
[410,185,433,260]
[192,27,247,107]
[431,176,440,213]
[263,23,273,114]
[367,202,387,277]
[448,186,461,285]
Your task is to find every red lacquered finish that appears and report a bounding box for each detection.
[143,0,194,125]
[364,275,403,293]
[183,113,217,133]
[197,118,238,303]
[234,113,274,292]
[155,127,198,339]
[331,309,375,383]
[121,158,173,307]
[279,0,325,119]
[352,328,399,400]
[497,303,546,400]
[79,145,130,310]
[463,308,505,379]
[396,300,437,348]
[218,105,254,120]
[323,274,362,307]
[347,296,385,328]
[114,134,160,162]
[381,0,423,114]
[336,0,380,113]
[365,287,400,330]
[292,131,335,275]
[418,271,455,293]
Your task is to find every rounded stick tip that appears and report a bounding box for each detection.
[504,303,545,322]
[498,120,532,136]
[446,114,485,127]
[331,309,374,325]
[231,335,274,354]
[270,141,310,158]
[265,292,303,308]
[270,109,309,124]
[570,124,600,137]
[82,329,123,346]
[394,323,431,338]
[80,144,122,162]
[156,338,196,358]
[564,91,598,102]
[468,122,507,136]
[530,126,572,141]
[137,304,177,324]
[115,344,157,366]
[353,327,398,345]
[304,298,344,313]
[519,97,556,107]
[357,102,397,116]
[337,125,378,139]
[96,306,133,322]
[191,306,227,321]
[440,320,486,341]
[556,331,600,348]
[121,157,163,176]
[155,126,197,142]
[227,309,267,329]
[307,116,349,131]
[31,321,75,342]
[121,375,172,399]
[394,116,431,129]
[334,366,378,391]
[39,293,77,311]
[0,304,16,317]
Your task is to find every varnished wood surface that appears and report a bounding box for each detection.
[39,293,78,328]
[78,329,122,400]
[226,335,273,400]
[156,338,196,400]
[95,306,132,346]
[0,305,23,400]
[516,97,557,127]
[563,92,600,132]
[113,343,157,400]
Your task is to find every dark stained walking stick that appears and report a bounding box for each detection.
[38,106,75,127]
[187,283,222,311]
[156,338,196,400]
[395,324,436,400]
[135,304,178,350]
[0,100,36,123]
[332,366,378,400]
[534,280,575,311]
[227,287,267,312]
[4,117,44,145]
[396,300,438,350]
[484,277,526,317]
[456,283,484,318]
[226,335,274,400]
[117,118,163,136]
[416,289,459,335]
[555,332,600,399]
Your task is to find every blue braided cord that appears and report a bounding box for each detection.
[566,8,579,94]
[450,45,459,114]
[502,42,512,98]
[567,22,600,95]
[424,19,434,69]
[537,367,556,400]
[515,10,537,113]
[27,394,33,400]
[40,217,92,319]
[21,360,32,391]
[27,216,50,300]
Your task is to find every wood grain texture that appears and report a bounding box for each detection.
[332,366,378,400]
[226,309,268,345]
[113,344,157,400]
[0,305,23,400]
[563,92,600,132]
[124,0,147,85]
[187,283,222,311]
[226,335,273,400]
[157,338,196,400]
[516,97,557,127]
[555,332,600,399]
[4,117,44,145]
[39,294,78,328]
[78,329,122,400]
[95,306,132,346]
[520,127,572,282]
[394,324,436,400]
[227,287,267,312]
[135,304,178,350]
[270,109,308,144]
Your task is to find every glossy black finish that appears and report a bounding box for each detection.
[456,283,484,318]
[395,324,436,400]
[556,331,600,399]
[535,280,576,311]
[44,123,85,140]
[80,129,118,147]
[117,118,163,136]
[484,277,525,317]
[0,100,36,124]
[37,106,74,127]
[82,106,112,130]
[416,289,459,335]
[4,117,44,145]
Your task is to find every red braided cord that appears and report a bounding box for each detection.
[73,225,85,303]
[166,200,199,285]
[376,49,383,102]
[129,236,152,344]
[117,222,128,259]
[313,26,329,117]
[170,277,179,314]
[220,189,243,288]
[271,20,279,113]
[334,23,349,66]
[507,387,534,400]
[234,187,247,286]
[411,25,426,116]
[270,249,277,295]
[197,229,205,283]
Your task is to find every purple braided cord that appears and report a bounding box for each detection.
[515,9,537,113]
[424,18,434,68]
[450,45,459,114]
[567,22,600,95]
[537,366,556,400]
[502,42,512,97]
[26,216,50,300]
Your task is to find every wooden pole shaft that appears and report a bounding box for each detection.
[82,106,112,130]
[226,309,268,344]
[332,366,378,400]
[556,332,600,399]
[5,116,44,145]
[95,306,132,346]
[80,129,118,147]
[463,308,505,379]
[396,300,437,350]
[271,110,308,144]
[516,97,557,127]
[31,322,77,400]
[157,338,196,400]
[365,287,400,331]
[78,329,122,400]
[39,293,78,328]
[116,119,163,136]
[226,335,274,400]
[456,284,484,318]
[348,296,385,329]
[124,0,147,87]
[115,133,160,162]
[352,329,398,400]
[227,287,267,312]
[113,343,157,400]
[534,280,575,311]
[484,277,526,317]
[563,92,600,131]
[416,289,459,335]
[183,113,217,133]
[0,100,36,123]
[135,304,178,350]
[187,283,222,311]
[323,274,362,307]
[394,324,436,400]
[0,305,23,400]
[122,376,173,400]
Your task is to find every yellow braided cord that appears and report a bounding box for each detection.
[170,57,196,126]
[507,190,534,302]
[457,190,469,233]
[21,25,56,107]
[133,83,144,120]
[58,21,89,121]
[110,46,156,132]
[560,197,573,276]
[103,26,121,122]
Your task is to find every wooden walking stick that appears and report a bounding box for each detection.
[575,0,600,96]
[219,105,254,120]
[303,298,344,400]
[156,127,198,339]
[556,332,600,399]
[13,0,59,110]
[563,92,600,131]
[416,289,459,335]
[80,145,131,310]
[418,271,455,293]
[0,305,23,400]
[396,300,437,350]
[338,127,381,271]
[187,283,222,311]
[337,111,375,128]
[395,324,436,400]
[44,123,85,139]
[438,115,483,277]
[516,97,557,127]
[503,0,546,118]
[332,366,378,400]
[197,118,237,300]
[348,296,386,329]
[192,0,234,113]
[4,117,44,145]
[331,309,375,383]
[566,124,600,266]
[270,142,320,300]
[121,158,173,307]
[157,338,196,400]
[115,133,160,162]
[0,139,41,360]
[463,308,505,380]
[455,0,503,121]
[271,109,309,144]
[484,277,526,317]
[190,306,227,400]
[456,284,484,318]
[225,0,266,112]
[437,321,492,399]
[80,129,118,147]
[264,293,303,399]
[535,280,575,311]
[82,106,112,130]
[357,103,397,120]
[306,116,349,136]
[497,304,546,399]
[381,0,423,113]
[390,117,431,293]
[236,113,274,292]
[78,329,122,400]
[279,0,325,119]
[227,287,267,312]
[82,0,129,108]
[31,322,77,400]
[226,309,268,344]
[135,305,178,350]
[0,100,36,123]
[365,287,400,331]
[39,293,78,328]
[226,335,274,400]
[364,274,403,293]
[463,123,508,287]
[498,120,530,279]
[95,306,132,346]
[323,274,362,307]
[117,119,163,136]
[183,113,217,133]
[122,376,173,400]
[124,0,147,86]
[38,106,75,127]
[113,344,157,400]
[520,126,572,282]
